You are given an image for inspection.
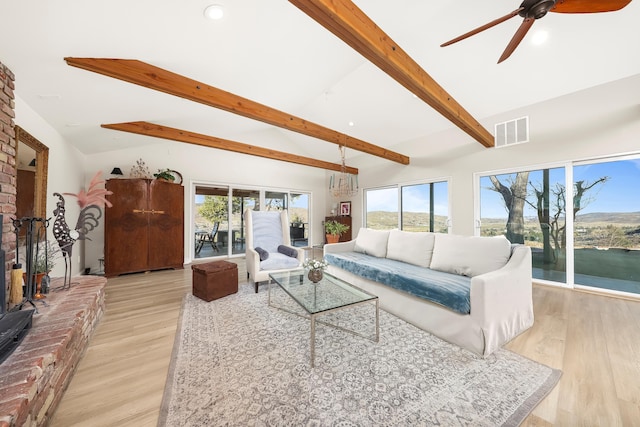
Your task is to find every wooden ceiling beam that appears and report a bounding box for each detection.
[288,0,494,148]
[65,57,409,165]
[101,121,359,174]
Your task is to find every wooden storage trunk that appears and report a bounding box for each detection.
[191,261,238,302]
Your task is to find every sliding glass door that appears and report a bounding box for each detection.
[573,158,640,294]
[231,189,259,255]
[479,167,566,283]
[477,155,640,297]
[194,186,229,259]
[290,192,310,247]
[194,185,311,258]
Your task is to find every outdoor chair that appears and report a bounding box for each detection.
[195,222,220,254]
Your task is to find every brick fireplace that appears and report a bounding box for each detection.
[0,61,106,426]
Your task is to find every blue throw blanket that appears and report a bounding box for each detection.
[325,252,472,314]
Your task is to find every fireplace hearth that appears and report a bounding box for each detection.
[0,276,106,426]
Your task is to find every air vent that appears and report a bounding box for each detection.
[494,116,529,148]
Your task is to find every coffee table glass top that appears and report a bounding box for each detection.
[269,270,377,315]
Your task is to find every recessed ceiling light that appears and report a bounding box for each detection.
[348,121,355,127]
[204,4,224,20]
[531,30,549,46]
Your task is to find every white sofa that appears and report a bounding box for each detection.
[324,228,534,356]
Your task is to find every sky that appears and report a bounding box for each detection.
[480,158,640,219]
[365,182,449,215]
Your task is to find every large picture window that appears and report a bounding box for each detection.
[365,180,449,231]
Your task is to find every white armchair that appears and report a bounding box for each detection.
[244,209,303,292]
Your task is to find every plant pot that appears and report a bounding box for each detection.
[326,234,340,244]
[23,272,47,299]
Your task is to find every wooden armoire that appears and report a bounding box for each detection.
[104,178,184,277]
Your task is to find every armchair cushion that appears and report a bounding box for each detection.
[255,247,269,261]
[260,252,300,270]
[277,245,298,258]
[252,211,285,253]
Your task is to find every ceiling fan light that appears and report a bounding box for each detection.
[531,29,549,45]
[204,4,224,20]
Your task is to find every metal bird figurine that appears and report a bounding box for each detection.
[52,172,113,289]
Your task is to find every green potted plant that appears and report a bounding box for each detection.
[34,242,60,274]
[290,214,304,227]
[23,242,60,297]
[153,169,176,182]
[324,220,349,244]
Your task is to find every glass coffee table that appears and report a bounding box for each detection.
[268,270,379,367]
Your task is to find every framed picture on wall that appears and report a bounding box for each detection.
[339,201,351,216]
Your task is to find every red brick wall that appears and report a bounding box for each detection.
[0,61,18,311]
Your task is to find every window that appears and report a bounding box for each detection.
[265,191,288,211]
[573,158,640,294]
[479,167,566,283]
[290,193,310,247]
[477,155,640,297]
[194,186,230,259]
[231,189,259,255]
[401,182,449,232]
[193,185,309,258]
[365,187,398,230]
[365,180,449,231]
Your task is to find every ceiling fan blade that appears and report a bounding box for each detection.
[551,0,632,13]
[441,8,524,47]
[497,17,535,63]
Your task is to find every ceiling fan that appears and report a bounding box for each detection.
[441,0,633,63]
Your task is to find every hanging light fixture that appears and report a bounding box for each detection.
[329,145,358,198]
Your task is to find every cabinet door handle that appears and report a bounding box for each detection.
[132,209,166,214]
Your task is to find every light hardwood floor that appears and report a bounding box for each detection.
[51,263,640,426]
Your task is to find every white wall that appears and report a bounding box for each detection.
[353,75,640,236]
[83,137,328,271]
[14,96,85,278]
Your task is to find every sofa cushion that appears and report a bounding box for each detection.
[354,228,390,258]
[430,234,511,277]
[325,251,471,314]
[386,230,435,268]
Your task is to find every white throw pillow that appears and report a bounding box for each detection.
[354,228,390,258]
[386,229,435,268]
[429,234,511,277]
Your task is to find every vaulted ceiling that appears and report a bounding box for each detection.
[1,0,638,168]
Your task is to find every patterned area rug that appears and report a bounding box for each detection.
[159,284,560,426]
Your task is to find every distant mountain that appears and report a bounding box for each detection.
[575,212,640,224]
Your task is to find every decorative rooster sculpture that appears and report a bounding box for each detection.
[52,171,113,289]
